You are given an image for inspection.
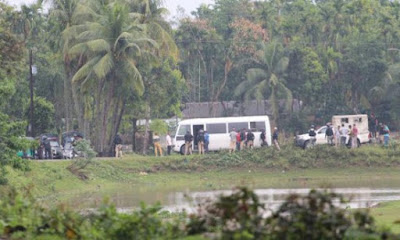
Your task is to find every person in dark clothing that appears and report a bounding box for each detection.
[44,139,53,159]
[325,124,334,146]
[197,130,205,154]
[378,122,385,144]
[309,125,317,147]
[369,113,378,138]
[114,134,123,158]
[260,129,267,147]
[204,131,210,153]
[246,130,255,149]
[272,127,280,151]
[184,131,193,155]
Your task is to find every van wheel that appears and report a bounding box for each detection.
[357,139,361,147]
[180,145,185,155]
[303,141,311,149]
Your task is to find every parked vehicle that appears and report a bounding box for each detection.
[173,116,271,154]
[295,114,370,149]
[61,131,84,147]
[39,133,63,159]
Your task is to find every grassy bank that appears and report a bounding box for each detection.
[3,145,400,205]
[3,145,400,233]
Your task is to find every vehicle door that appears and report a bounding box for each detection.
[192,125,204,150]
[174,124,191,152]
[316,127,327,144]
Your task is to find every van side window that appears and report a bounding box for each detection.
[250,121,266,132]
[341,118,349,123]
[206,123,227,134]
[177,125,190,135]
[228,122,248,131]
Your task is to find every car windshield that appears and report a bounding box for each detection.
[318,127,327,134]
[50,141,59,147]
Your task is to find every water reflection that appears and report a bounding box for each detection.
[110,188,400,214]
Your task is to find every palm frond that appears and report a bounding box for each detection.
[68,42,88,58]
[86,39,111,54]
[93,53,114,79]
[71,56,101,83]
[246,68,268,85]
[122,59,144,95]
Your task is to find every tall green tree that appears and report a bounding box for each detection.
[64,0,158,154]
[235,41,292,123]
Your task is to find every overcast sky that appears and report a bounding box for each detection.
[5,0,214,18]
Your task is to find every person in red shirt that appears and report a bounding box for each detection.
[236,130,241,151]
[351,124,358,148]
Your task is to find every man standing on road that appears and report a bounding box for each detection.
[114,133,123,158]
[246,130,255,149]
[334,125,341,147]
[44,138,53,159]
[260,129,267,147]
[378,122,385,144]
[325,124,334,146]
[340,124,349,146]
[236,130,241,151]
[351,124,358,148]
[272,127,280,151]
[229,128,237,153]
[153,133,163,156]
[383,123,390,147]
[184,131,193,155]
[197,129,205,155]
[240,129,246,150]
[166,132,172,155]
[309,125,316,147]
[204,131,210,153]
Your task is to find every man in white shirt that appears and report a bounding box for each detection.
[166,132,172,155]
[229,128,237,153]
[340,124,349,146]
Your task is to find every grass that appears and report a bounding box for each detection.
[369,201,400,233]
[4,144,400,231]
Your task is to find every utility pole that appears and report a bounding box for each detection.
[28,49,34,137]
[198,61,201,102]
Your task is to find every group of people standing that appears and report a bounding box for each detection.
[183,130,209,155]
[370,114,391,147]
[323,123,360,148]
[229,128,256,153]
[307,118,391,148]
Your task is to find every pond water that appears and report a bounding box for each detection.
[77,187,400,214]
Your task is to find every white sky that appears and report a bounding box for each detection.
[5,0,214,18]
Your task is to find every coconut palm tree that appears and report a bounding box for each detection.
[64,0,158,154]
[235,41,292,123]
[49,0,79,131]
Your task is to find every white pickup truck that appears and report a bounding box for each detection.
[295,114,370,149]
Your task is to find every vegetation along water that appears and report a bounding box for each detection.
[2,0,400,239]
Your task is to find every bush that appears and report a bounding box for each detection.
[1,187,400,239]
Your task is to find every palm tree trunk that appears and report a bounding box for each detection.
[71,82,84,133]
[100,80,115,156]
[132,118,137,152]
[108,98,125,154]
[142,104,151,155]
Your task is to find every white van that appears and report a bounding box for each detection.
[173,116,272,154]
[295,114,370,148]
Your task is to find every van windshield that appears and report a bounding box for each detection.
[177,125,190,136]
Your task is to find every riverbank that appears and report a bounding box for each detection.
[3,145,400,232]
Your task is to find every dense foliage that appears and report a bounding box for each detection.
[1,0,400,157]
[176,0,400,131]
[0,187,398,239]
